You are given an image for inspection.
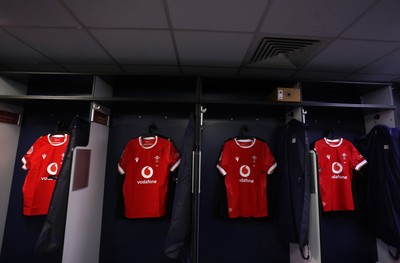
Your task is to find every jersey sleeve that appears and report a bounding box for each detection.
[118,142,131,175]
[313,139,321,153]
[21,136,44,170]
[263,143,277,175]
[169,142,181,172]
[21,145,34,170]
[351,143,367,171]
[216,143,228,176]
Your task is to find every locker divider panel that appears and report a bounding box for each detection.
[62,76,113,263]
[62,121,109,263]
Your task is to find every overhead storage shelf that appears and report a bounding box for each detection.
[0,73,395,115]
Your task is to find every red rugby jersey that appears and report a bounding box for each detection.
[216,138,277,218]
[314,137,367,212]
[21,134,69,216]
[118,136,181,218]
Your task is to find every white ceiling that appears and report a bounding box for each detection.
[1,0,400,83]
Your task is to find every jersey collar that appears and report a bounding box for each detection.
[324,137,343,147]
[139,135,158,149]
[47,134,68,146]
[234,137,256,148]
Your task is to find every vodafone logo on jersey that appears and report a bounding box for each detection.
[239,165,254,183]
[331,162,347,179]
[137,166,157,184]
[47,162,58,175]
[47,163,58,175]
[141,166,153,178]
[239,165,250,177]
[38,162,59,181]
[332,162,343,174]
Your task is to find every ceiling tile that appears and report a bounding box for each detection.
[359,48,400,74]
[175,31,253,67]
[0,0,79,27]
[341,0,400,41]
[168,0,268,32]
[63,64,124,74]
[0,30,52,64]
[8,28,114,64]
[260,0,376,37]
[0,1,399,83]
[304,39,399,72]
[122,65,180,75]
[91,29,177,65]
[64,0,168,28]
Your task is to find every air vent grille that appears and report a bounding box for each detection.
[249,37,320,69]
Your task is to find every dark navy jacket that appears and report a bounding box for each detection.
[275,119,311,259]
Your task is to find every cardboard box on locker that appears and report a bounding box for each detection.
[267,87,301,102]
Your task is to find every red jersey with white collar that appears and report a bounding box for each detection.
[118,136,181,218]
[217,138,277,218]
[21,134,69,216]
[314,137,367,212]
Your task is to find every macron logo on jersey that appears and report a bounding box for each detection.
[42,154,47,159]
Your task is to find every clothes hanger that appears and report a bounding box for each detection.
[141,122,158,139]
[236,125,254,140]
[324,126,340,140]
[50,120,69,136]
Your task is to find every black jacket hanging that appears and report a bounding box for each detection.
[364,125,400,249]
[275,118,311,260]
[164,113,195,260]
[35,116,90,254]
